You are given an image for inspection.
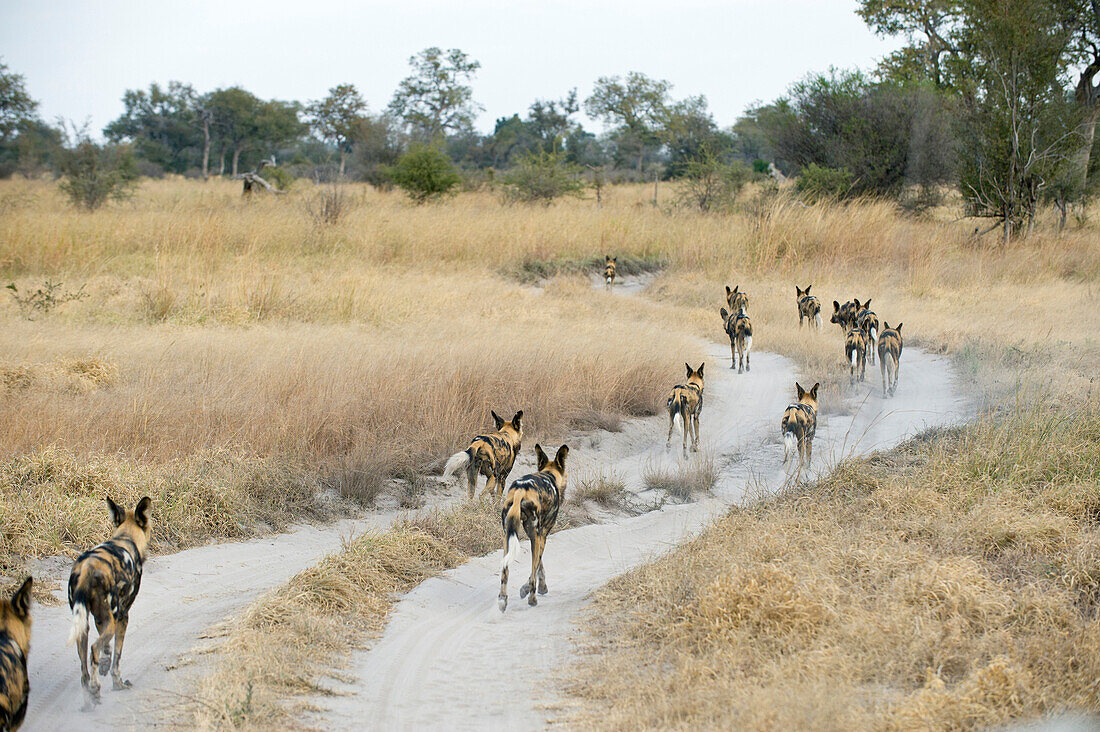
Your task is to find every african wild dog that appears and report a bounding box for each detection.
[68,496,152,708]
[845,327,867,385]
[855,298,879,366]
[725,285,748,314]
[666,363,705,455]
[0,578,32,732]
[443,410,523,499]
[720,306,752,373]
[878,322,904,397]
[498,444,568,612]
[604,255,617,290]
[831,299,858,332]
[782,382,820,479]
[796,285,822,329]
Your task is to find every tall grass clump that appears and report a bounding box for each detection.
[565,398,1100,730]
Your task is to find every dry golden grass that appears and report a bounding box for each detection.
[565,403,1100,730]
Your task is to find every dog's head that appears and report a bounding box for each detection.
[831,299,856,329]
[0,577,33,654]
[796,284,812,300]
[534,443,569,489]
[491,410,524,445]
[795,381,820,409]
[726,285,748,312]
[106,496,153,556]
[685,362,705,388]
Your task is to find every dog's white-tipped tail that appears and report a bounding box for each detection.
[500,533,519,573]
[442,449,470,483]
[850,349,858,368]
[814,313,822,329]
[783,431,797,462]
[870,326,877,342]
[744,335,752,353]
[67,602,89,647]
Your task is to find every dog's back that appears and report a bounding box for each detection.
[796,286,821,328]
[0,578,32,732]
[877,322,904,396]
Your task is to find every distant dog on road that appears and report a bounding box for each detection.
[666,363,705,455]
[845,327,867,385]
[443,410,523,499]
[831,299,858,332]
[878,322,904,397]
[796,285,822,329]
[782,382,820,479]
[0,577,33,732]
[720,306,752,373]
[498,444,568,612]
[855,298,879,365]
[604,255,617,290]
[68,496,152,708]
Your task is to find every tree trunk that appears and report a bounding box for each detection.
[201,116,211,181]
[652,170,658,207]
[1073,103,1098,193]
[339,150,347,177]
[218,149,226,176]
[232,146,241,177]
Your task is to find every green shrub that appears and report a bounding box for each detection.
[795,163,855,202]
[57,139,139,210]
[500,150,587,205]
[386,144,461,204]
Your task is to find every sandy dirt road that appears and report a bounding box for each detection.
[307,340,972,730]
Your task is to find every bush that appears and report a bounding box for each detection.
[499,150,587,205]
[386,144,461,204]
[676,151,753,213]
[261,164,294,192]
[57,138,139,210]
[795,163,855,203]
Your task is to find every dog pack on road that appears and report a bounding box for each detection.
[2,271,906,726]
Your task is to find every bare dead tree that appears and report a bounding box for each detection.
[236,158,286,196]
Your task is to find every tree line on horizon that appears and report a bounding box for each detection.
[0,0,1097,238]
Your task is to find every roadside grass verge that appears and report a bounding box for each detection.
[190,486,602,729]
[642,456,719,501]
[564,398,1100,730]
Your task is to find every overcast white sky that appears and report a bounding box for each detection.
[1,0,902,136]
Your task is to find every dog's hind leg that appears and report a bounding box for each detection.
[537,558,547,595]
[77,621,99,708]
[527,534,545,607]
[110,615,133,690]
[465,461,479,500]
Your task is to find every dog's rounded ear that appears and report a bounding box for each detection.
[554,444,569,468]
[511,410,523,430]
[106,496,125,527]
[535,444,549,471]
[725,285,732,297]
[491,410,505,430]
[733,285,739,294]
[806,285,812,294]
[11,577,32,619]
[612,257,616,263]
[883,321,890,330]
[795,382,805,399]
[810,383,821,399]
[720,307,729,321]
[896,322,903,332]
[685,362,692,377]
[697,362,705,377]
[135,496,152,530]
[864,298,872,309]
[833,301,840,312]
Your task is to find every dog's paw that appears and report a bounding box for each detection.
[498,596,508,613]
[98,655,111,677]
[527,593,538,606]
[537,582,548,595]
[113,677,132,691]
[519,582,531,599]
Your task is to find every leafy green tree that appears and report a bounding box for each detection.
[585,72,672,172]
[104,82,202,174]
[349,113,402,186]
[660,96,734,178]
[857,1,965,87]
[955,0,1081,241]
[0,59,37,142]
[387,143,461,203]
[388,47,482,141]
[500,150,587,205]
[307,84,367,176]
[205,87,303,175]
[796,163,856,202]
